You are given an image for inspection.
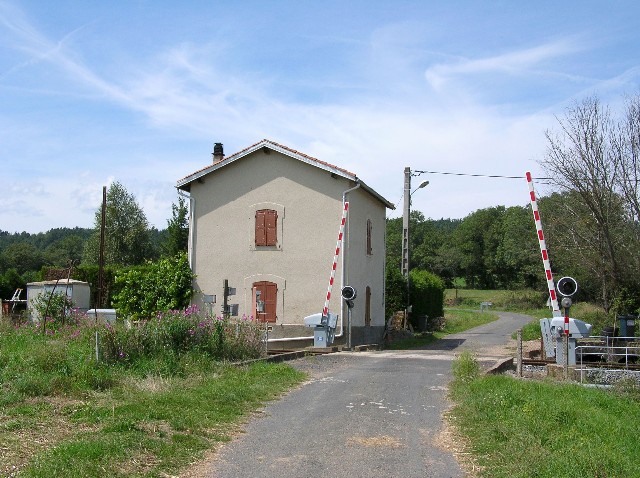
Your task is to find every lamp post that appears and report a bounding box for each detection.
[401,167,429,320]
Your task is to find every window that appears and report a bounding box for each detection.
[255,209,278,246]
[366,219,373,255]
[365,286,371,326]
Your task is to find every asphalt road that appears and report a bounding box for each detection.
[193,311,534,478]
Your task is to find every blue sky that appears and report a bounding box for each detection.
[1,0,640,233]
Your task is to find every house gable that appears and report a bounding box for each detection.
[177,139,394,211]
[176,139,393,348]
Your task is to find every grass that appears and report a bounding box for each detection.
[0,321,306,477]
[445,288,547,311]
[16,363,303,478]
[446,288,616,341]
[449,353,640,477]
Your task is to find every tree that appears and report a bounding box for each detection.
[0,268,23,301]
[495,206,541,289]
[0,242,44,275]
[43,235,85,267]
[451,207,505,289]
[613,94,640,223]
[540,95,640,311]
[82,182,153,266]
[163,196,189,257]
[112,253,194,320]
[538,192,613,302]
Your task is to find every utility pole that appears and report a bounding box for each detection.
[401,167,429,323]
[401,167,411,279]
[402,167,411,328]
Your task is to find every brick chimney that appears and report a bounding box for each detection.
[212,142,224,163]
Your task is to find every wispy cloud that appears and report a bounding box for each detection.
[425,39,584,90]
[1,1,638,233]
[0,1,130,103]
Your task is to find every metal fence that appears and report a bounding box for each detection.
[576,336,640,383]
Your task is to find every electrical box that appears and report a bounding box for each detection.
[303,312,338,347]
[87,309,117,324]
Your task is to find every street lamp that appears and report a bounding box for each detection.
[401,168,429,278]
[401,167,429,322]
[412,180,430,197]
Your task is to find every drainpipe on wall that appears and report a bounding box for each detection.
[268,180,361,344]
[177,189,195,269]
[338,181,361,342]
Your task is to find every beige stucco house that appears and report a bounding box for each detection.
[176,139,394,348]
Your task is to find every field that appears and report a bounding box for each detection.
[1,289,625,477]
[451,352,640,477]
[445,288,614,339]
[0,317,306,477]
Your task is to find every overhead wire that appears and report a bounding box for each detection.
[393,169,555,207]
[411,170,553,180]
[395,170,553,204]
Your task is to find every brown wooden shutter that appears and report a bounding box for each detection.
[366,219,372,255]
[265,209,277,246]
[254,281,277,323]
[255,210,266,246]
[255,209,277,247]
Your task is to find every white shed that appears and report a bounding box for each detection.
[27,279,91,322]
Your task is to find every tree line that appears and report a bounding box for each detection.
[0,181,189,303]
[387,93,640,316]
[386,206,542,292]
[4,93,640,317]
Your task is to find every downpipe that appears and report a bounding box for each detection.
[267,181,361,343]
[177,189,195,269]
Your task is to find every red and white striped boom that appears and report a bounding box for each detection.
[323,202,349,316]
[526,172,561,317]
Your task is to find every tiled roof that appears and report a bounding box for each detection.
[177,139,356,184]
[176,138,394,209]
[259,139,356,177]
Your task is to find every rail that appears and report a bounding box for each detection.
[576,336,640,383]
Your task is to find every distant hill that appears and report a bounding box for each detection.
[0,227,93,251]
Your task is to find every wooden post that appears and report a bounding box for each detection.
[517,329,523,377]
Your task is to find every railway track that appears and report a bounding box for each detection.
[523,358,640,371]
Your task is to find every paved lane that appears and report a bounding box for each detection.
[192,311,534,478]
[203,353,461,478]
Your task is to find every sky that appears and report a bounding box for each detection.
[1,0,640,233]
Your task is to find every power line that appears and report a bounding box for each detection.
[393,169,555,210]
[412,170,552,180]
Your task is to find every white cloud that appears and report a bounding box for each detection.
[1,1,639,234]
[424,39,584,90]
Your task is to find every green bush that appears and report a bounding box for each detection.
[385,267,446,327]
[112,252,194,321]
[385,266,407,319]
[409,268,445,325]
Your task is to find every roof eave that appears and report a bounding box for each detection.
[176,139,355,189]
[176,139,395,210]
